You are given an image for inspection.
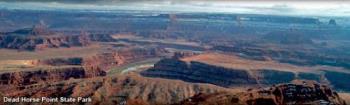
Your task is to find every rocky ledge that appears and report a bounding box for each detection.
[177,80,347,105]
[0,66,106,92]
[0,73,230,105]
[0,34,91,51]
[141,57,350,91]
[0,24,91,51]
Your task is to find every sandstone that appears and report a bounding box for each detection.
[0,34,91,51]
[0,66,105,92]
[141,58,258,87]
[83,47,167,72]
[141,53,350,92]
[0,73,230,105]
[177,80,347,105]
[0,26,91,51]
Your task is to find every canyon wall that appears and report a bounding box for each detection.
[141,58,257,87]
[0,74,230,105]
[0,66,105,91]
[83,47,167,72]
[0,34,90,51]
[177,81,346,105]
[31,47,167,72]
[325,71,350,91]
[255,69,296,84]
[212,45,350,69]
[35,58,83,66]
[141,58,350,92]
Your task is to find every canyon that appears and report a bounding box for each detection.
[0,9,349,105]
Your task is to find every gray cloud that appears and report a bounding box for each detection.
[0,0,349,17]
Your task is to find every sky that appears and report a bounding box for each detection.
[1,0,350,17]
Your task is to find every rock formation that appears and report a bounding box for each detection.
[30,20,52,36]
[141,58,258,87]
[0,66,106,92]
[172,51,200,59]
[35,57,83,66]
[177,80,347,105]
[212,45,350,69]
[0,25,91,51]
[141,53,350,91]
[0,34,92,51]
[0,73,230,105]
[83,47,167,72]
[0,69,346,105]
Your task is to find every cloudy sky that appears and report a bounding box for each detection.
[1,0,350,17]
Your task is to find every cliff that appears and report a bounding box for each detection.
[83,47,167,72]
[0,73,230,105]
[35,58,83,66]
[0,26,91,51]
[140,53,350,92]
[0,71,345,105]
[141,58,305,87]
[30,47,167,72]
[211,45,350,69]
[0,34,91,51]
[324,71,350,91]
[177,81,347,105]
[141,59,257,87]
[0,66,105,92]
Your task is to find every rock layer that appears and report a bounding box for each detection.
[177,81,347,105]
[141,57,350,92]
[0,34,91,51]
[0,73,230,105]
[83,47,167,72]
[141,58,257,87]
[0,66,105,92]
